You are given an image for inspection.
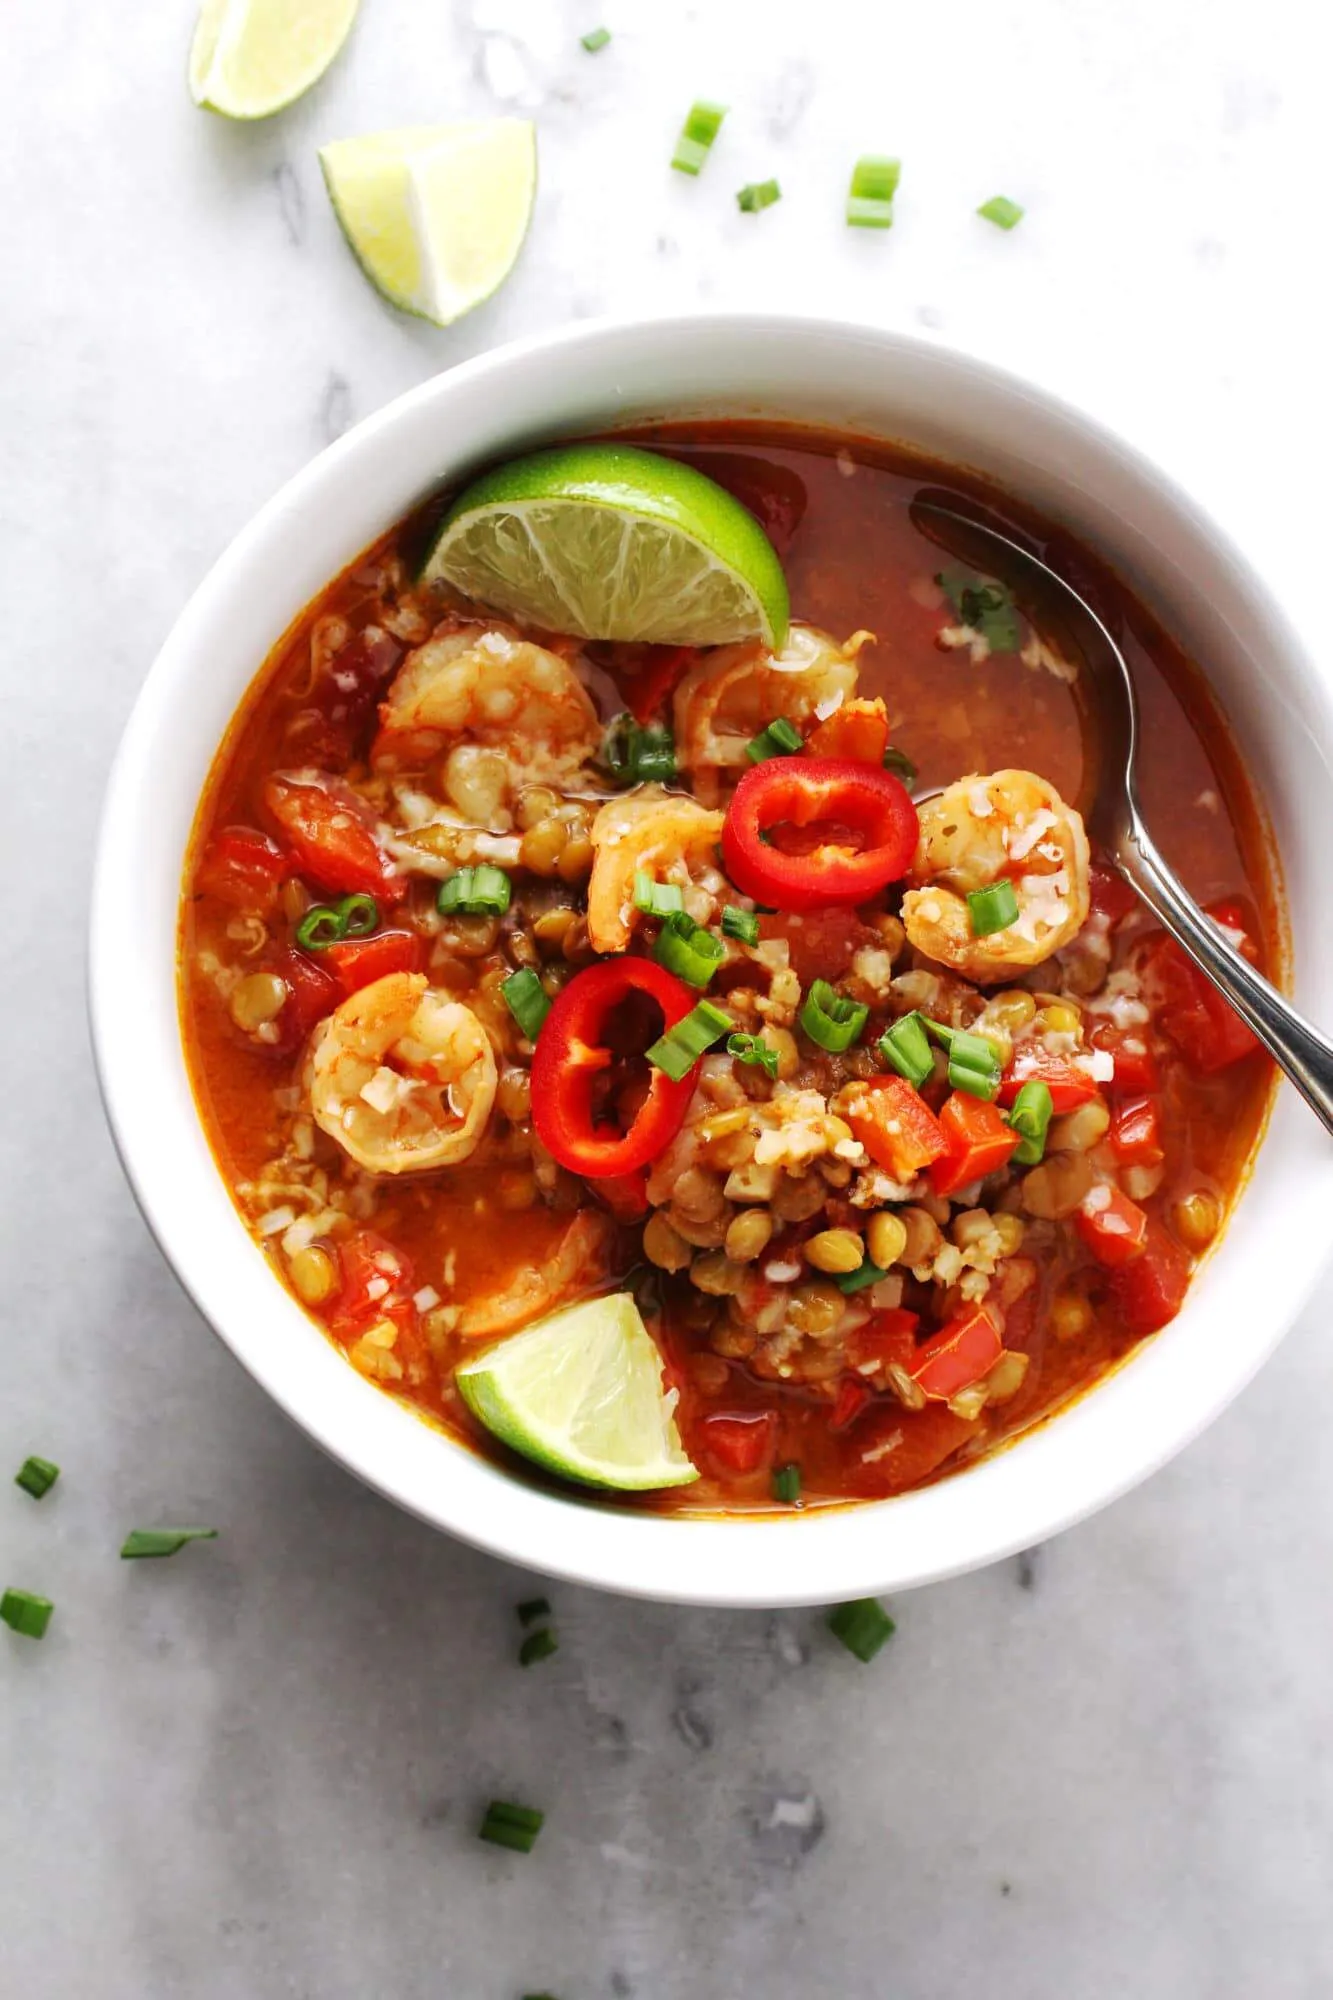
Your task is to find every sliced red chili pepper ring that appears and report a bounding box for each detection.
[531,958,699,1178]
[722,755,918,912]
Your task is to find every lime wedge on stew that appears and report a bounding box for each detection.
[422,443,790,647]
[319,122,537,328]
[189,0,359,119]
[456,1293,699,1492]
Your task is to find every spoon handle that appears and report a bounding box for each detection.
[1114,816,1333,1135]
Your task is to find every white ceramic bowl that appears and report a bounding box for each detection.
[91,314,1333,1605]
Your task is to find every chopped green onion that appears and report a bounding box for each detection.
[437,866,512,917]
[923,1018,1003,1099]
[519,1628,559,1667]
[479,1799,545,1853]
[14,1456,59,1501]
[978,194,1024,230]
[827,1596,896,1663]
[727,1031,778,1080]
[936,570,1021,654]
[672,98,727,175]
[737,179,781,214]
[721,905,760,945]
[580,26,611,51]
[1,1588,53,1640]
[1007,1078,1054,1165]
[337,893,379,938]
[633,870,685,918]
[835,1257,888,1296]
[603,713,677,784]
[847,154,901,229]
[502,968,551,1040]
[120,1528,218,1560]
[746,716,803,763]
[516,1597,552,1627]
[967,879,1020,937]
[883,744,917,788]
[296,892,379,951]
[878,1012,933,1089]
[800,978,868,1053]
[646,1000,733,1081]
[653,911,725,989]
[772,1462,802,1505]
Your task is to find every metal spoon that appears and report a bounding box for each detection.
[910,492,1333,1134]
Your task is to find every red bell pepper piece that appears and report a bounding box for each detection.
[999,1044,1101,1112]
[324,929,425,996]
[1149,900,1262,1073]
[803,697,891,765]
[264,774,405,904]
[1089,1025,1159,1096]
[721,756,918,912]
[700,1410,778,1476]
[910,1306,1002,1402]
[1107,1218,1190,1333]
[1108,1095,1164,1166]
[842,1076,946,1180]
[196,826,291,911]
[1075,1185,1149,1268]
[929,1092,1020,1198]
[530,958,698,1178]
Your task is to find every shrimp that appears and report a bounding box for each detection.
[371,619,601,778]
[456,1212,615,1338]
[586,791,726,953]
[901,770,1090,982]
[309,972,497,1174]
[673,623,874,803]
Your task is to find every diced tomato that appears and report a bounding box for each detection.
[829,1376,874,1431]
[999,1044,1101,1112]
[910,1306,1003,1402]
[324,929,425,996]
[1075,1185,1149,1268]
[1107,1218,1190,1333]
[1108,1095,1164,1167]
[675,450,808,554]
[196,826,290,911]
[264,774,405,904]
[848,1307,920,1373]
[269,946,341,1053]
[843,1076,947,1180]
[1088,858,1139,929]
[929,1092,1020,1198]
[700,1410,778,1476]
[1089,1024,1158,1095]
[1148,901,1262,1073]
[336,1229,415,1322]
[758,907,885,985]
[804,697,890,765]
[593,1170,651,1224]
[624,645,696,725]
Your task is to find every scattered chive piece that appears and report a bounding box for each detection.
[1007,1078,1054,1165]
[479,1799,545,1853]
[847,155,901,229]
[603,713,677,784]
[827,1596,896,1663]
[726,1031,779,1079]
[800,978,868,1054]
[502,968,551,1041]
[296,892,379,951]
[516,1597,552,1627]
[1,1588,53,1640]
[978,194,1024,230]
[652,911,725,990]
[646,1000,733,1081]
[721,904,760,945]
[580,26,611,51]
[878,1012,933,1089]
[883,744,917,788]
[519,1628,559,1667]
[967,879,1020,937]
[633,870,685,918]
[936,570,1021,654]
[120,1528,218,1560]
[672,98,727,176]
[437,865,512,917]
[737,179,781,214]
[14,1456,59,1501]
[773,1462,802,1505]
[923,1018,1003,1100]
[835,1257,888,1296]
[746,716,803,763]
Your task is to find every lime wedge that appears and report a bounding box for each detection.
[456,1293,699,1492]
[423,443,790,647]
[318,122,537,327]
[189,0,359,119]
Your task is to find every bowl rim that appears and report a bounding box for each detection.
[90,309,1333,1605]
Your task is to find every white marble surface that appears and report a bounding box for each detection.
[4,2,1333,1994]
